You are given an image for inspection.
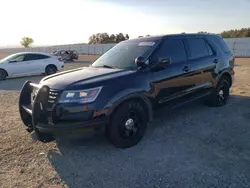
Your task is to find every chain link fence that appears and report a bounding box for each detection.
[224,38,250,57]
[0,38,250,57]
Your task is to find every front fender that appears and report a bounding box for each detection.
[105,91,153,121]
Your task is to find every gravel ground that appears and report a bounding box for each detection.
[0,58,250,188]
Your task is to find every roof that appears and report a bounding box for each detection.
[126,33,219,42]
[11,52,50,56]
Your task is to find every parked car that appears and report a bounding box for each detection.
[19,34,234,148]
[0,52,64,80]
[53,50,79,62]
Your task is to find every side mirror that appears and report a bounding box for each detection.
[135,56,147,68]
[9,60,17,63]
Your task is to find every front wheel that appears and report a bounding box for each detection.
[207,77,230,107]
[106,101,148,148]
[0,69,7,81]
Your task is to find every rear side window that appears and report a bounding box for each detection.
[206,42,213,56]
[187,38,210,59]
[25,54,49,61]
[34,54,49,60]
[154,39,187,63]
[213,37,231,53]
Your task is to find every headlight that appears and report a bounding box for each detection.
[59,86,102,104]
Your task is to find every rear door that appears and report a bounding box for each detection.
[151,38,199,104]
[24,54,50,74]
[184,37,216,94]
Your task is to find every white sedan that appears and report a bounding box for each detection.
[0,52,64,80]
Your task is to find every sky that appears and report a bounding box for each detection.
[0,0,249,47]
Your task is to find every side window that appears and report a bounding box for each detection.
[25,54,49,61]
[24,54,36,61]
[187,38,209,59]
[213,37,232,54]
[154,39,187,63]
[206,42,213,56]
[34,54,49,60]
[11,55,25,62]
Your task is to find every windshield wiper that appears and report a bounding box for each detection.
[94,65,115,69]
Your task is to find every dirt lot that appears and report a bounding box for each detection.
[0,58,250,188]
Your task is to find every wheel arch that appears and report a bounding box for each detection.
[108,94,153,122]
[218,71,232,87]
[0,68,9,76]
[46,64,57,71]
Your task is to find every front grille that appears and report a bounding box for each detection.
[48,89,61,110]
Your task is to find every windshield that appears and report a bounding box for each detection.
[0,53,20,63]
[92,40,159,70]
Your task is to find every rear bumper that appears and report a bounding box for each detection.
[19,81,108,134]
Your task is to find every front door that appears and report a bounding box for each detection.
[7,54,32,76]
[150,38,202,104]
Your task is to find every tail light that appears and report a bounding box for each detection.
[58,58,62,62]
[232,56,235,75]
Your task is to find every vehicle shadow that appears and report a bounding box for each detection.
[47,95,250,188]
[0,75,43,91]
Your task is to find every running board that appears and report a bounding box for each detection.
[171,92,211,109]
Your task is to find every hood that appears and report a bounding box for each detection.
[40,66,136,90]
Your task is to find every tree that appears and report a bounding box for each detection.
[88,33,129,44]
[20,37,34,48]
[109,34,116,43]
[220,28,250,38]
[125,34,129,40]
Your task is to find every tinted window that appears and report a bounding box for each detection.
[187,38,209,59]
[213,37,231,53]
[206,42,213,56]
[34,54,49,60]
[154,39,187,63]
[25,54,49,61]
[12,55,25,62]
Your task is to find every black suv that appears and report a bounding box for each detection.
[19,34,235,148]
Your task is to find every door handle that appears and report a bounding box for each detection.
[213,59,218,64]
[182,66,191,72]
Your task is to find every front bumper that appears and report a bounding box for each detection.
[19,81,108,134]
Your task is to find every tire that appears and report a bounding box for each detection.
[31,129,55,143]
[0,69,7,81]
[106,101,148,148]
[45,65,57,75]
[207,77,230,107]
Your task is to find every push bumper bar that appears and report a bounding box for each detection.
[19,81,108,135]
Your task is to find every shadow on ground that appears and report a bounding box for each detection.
[0,75,43,91]
[47,95,250,188]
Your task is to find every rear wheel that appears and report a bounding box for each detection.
[0,69,7,81]
[45,65,57,75]
[207,77,230,107]
[106,101,148,148]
